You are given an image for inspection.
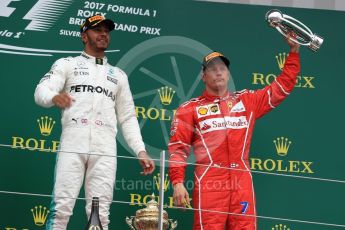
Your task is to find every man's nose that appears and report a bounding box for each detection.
[215,69,223,75]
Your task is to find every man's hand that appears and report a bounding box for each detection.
[52,93,74,109]
[138,151,155,175]
[173,183,190,207]
[286,31,300,53]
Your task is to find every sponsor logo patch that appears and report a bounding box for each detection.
[69,85,115,101]
[108,68,115,76]
[230,101,245,113]
[74,71,89,76]
[107,76,118,84]
[210,105,218,113]
[198,107,208,116]
[227,101,233,109]
[201,122,211,131]
[196,104,221,118]
[71,118,88,125]
[199,116,248,133]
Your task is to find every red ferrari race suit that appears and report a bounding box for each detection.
[168,52,300,230]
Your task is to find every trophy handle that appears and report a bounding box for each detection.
[168,219,178,230]
[125,216,136,230]
[276,15,312,45]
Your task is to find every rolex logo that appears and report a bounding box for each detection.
[37,116,55,136]
[271,224,290,230]
[158,86,175,105]
[276,53,288,70]
[153,173,170,191]
[273,137,291,156]
[31,205,49,226]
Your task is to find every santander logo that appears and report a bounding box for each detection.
[199,116,248,134]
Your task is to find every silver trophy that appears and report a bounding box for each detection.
[265,9,324,52]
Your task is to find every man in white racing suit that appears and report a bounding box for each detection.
[34,15,155,229]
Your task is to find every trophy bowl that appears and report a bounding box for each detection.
[265,9,324,52]
[126,195,177,230]
[265,9,284,27]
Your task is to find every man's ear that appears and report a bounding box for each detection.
[201,72,206,83]
[81,32,87,44]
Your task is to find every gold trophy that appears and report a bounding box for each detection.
[126,194,177,230]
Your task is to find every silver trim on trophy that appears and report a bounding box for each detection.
[265,9,324,52]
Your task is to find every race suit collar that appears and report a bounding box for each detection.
[202,90,230,102]
[81,51,108,65]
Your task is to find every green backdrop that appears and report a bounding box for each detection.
[0,0,344,229]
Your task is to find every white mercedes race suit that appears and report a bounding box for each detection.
[34,52,145,229]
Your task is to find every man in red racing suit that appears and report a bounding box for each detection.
[168,36,300,230]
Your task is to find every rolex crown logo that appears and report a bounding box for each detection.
[158,86,175,105]
[272,224,290,230]
[273,137,291,156]
[37,116,55,136]
[276,53,288,70]
[31,205,49,226]
[153,173,170,191]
